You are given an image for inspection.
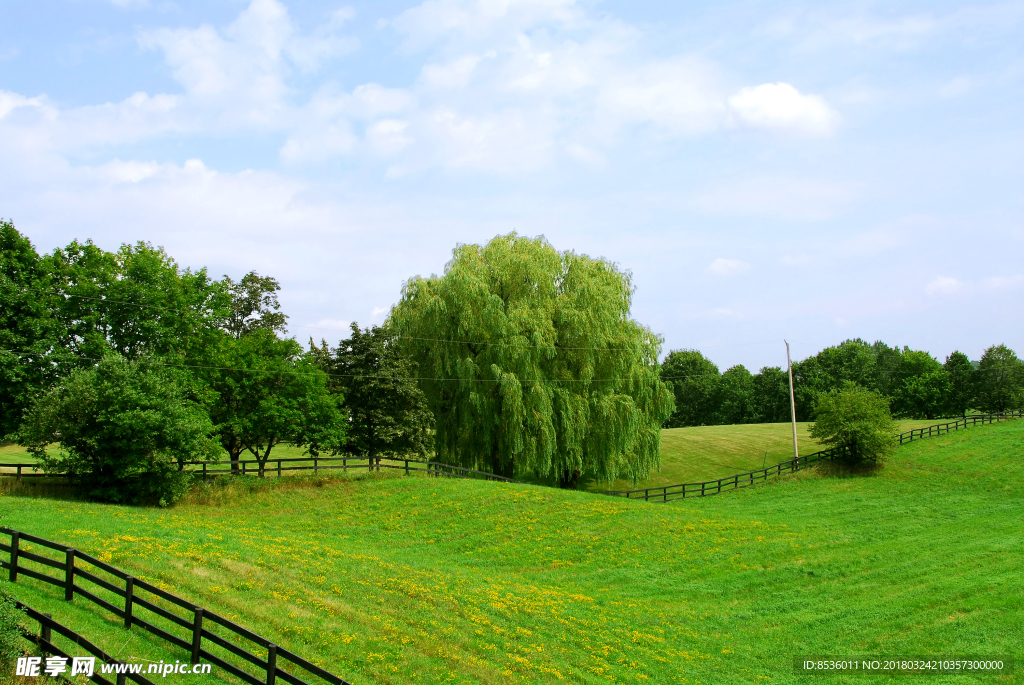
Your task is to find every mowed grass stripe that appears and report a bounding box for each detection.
[1,420,1021,684]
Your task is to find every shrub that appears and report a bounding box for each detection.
[18,353,217,505]
[810,384,898,464]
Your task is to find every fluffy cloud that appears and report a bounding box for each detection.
[707,258,750,276]
[690,177,854,221]
[728,82,839,135]
[0,0,847,177]
[138,0,356,121]
[391,0,581,49]
[925,276,963,296]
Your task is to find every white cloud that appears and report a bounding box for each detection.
[707,258,749,276]
[691,177,854,221]
[598,58,727,135]
[926,276,963,296]
[842,229,906,256]
[939,77,971,98]
[981,275,1024,291]
[419,107,555,173]
[366,119,413,155]
[304,319,353,332]
[728,82,839,136]
[390,0,581,49]
[138,0,356,119]
[421,54,488,87]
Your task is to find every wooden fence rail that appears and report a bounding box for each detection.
[602,409,1023,503]
[896,410,1022,445]
[1,528,353,685]
[0,454,520,485]
[15,599,157,685]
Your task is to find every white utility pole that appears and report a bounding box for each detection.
[786,340,798,460]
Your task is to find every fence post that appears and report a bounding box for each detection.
[203,462,207,481]
[64,548,75,601]
[314,458,318,475]
[15,466,20,483]
[117,670,127,685]
[405,460,409,476]
[40,613,52,655]
[125,577,134,629]
[266,644,278,685]
[277,460,282,478]
[9,531,18,582]
[191,608,204,665]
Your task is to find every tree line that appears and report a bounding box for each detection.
[1,221,431,504]
[4,220,1019,502]
[2,227,673,499]
[661,339,1024,428]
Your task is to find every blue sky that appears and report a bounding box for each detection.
[1,0,1022,370]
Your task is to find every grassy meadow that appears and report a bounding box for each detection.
[1,419,1021,684]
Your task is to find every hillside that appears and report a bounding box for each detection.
[1,419,1021,684]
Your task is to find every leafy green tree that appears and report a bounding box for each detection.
[718,365,754,424]
[312,323,432,461]
[391,234,673,487]
[41,240,227,362]
[888,349,946,419]
[660,350,720,427]
[751,366,790,423]
[18,353,217,504]
[870,341,905,398]
[892,370,951,419]
[221,271,288,339]
[943,351,975,417]
[203,330,345,476]
[974,344,1024,413]
[792,339,878,419]
[0,220,69,438]
[809,384,898,464]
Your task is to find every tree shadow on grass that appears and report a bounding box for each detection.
[815,460,884,479]
[0,477,84,502]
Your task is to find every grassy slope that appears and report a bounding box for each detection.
[585,419,938,492]
[1,420,1021,684]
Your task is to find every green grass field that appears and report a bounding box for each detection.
[1,419,1021,684]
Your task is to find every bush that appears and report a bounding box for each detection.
[810,384,898,464]
[17,353,217,505]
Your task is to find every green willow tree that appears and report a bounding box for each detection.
[390,234,674,488]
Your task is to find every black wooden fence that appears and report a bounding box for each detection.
[179,454,522,483]
[896,410,1021,445]
[602,444,852,503]
[1,454,519,485]
[15,599,157,685]
[602,410,1023,503]
[1,528,352,685]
